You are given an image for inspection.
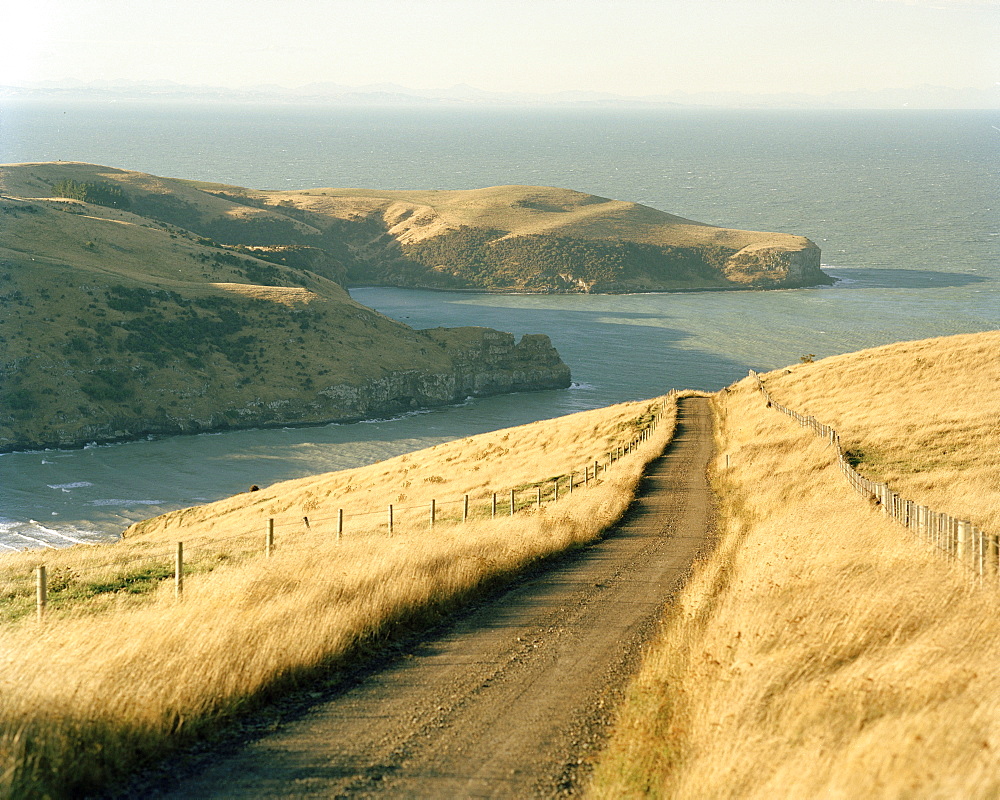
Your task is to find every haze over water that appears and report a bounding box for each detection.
[1,104,998,549]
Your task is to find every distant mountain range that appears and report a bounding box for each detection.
[3,80,998,109]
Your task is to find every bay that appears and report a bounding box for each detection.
[1,104,997,549]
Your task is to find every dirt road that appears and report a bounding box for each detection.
[159,396,716,798]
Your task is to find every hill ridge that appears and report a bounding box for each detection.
[1,162,829,293]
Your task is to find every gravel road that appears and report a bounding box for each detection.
[158,395,716,798]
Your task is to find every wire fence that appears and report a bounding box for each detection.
[749,371,997,582]
[11,393,677,622]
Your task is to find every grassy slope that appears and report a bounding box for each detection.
[273,184,824,290]
[2,162,825,293]
[0,394,677,798]
[758,330,1000,533]
[0,177,571,450]
[590,330,1000,798]
[0,196,443,446]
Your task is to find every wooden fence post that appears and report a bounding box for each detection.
[388,504,394,534]
[430,499,436,529]
[536,487,542,508]
[36,565,46,623]
[510,489,515,516]
[569,472,574,494]
[266,518,275,557]
[337,509,344,542]
[553,479,558,503]
[976,528,985,577]
[492,492,497,518]
[463,494,469,523]
[175,542,183,599]
[958,520,970,563]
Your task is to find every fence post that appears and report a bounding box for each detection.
[36,565,46,623]
[536,487,542,508]
[337,509,344,542]
[594,460,599,479]
[388,504,394,534]
[569,472,574,494]
[492,492,497,519]
[957,520,970,564]
[510,489,515,516]
[266,518,275,557]
[977,528,985,578]
[553,479,559,503]
[430,499,436,529]
[175,541,184,599]
[463,494,469,523]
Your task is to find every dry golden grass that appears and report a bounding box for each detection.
[0,395,676,798]
[281,184,804,252]
[761,330,1000,533]
[590,333,1000,799]
[1,162,806,256]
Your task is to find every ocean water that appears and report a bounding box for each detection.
[1,103,998,550]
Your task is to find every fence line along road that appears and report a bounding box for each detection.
[22,393,677,623]
[749,371,997,582]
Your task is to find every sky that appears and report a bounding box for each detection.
[3,0,999,98]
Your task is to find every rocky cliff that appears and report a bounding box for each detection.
[8,328,569,451]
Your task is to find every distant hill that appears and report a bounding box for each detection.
[0,162,829,294]
[0,165,571,451]
[5,80,997,109]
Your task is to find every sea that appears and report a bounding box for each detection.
[1,102,998,550]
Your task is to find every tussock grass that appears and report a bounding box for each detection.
[0,395,676,798]
[762,330,1000,532]
[590,332,1000,798]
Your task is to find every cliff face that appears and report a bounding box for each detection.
[1,330,570,453]
[315,329,570,417]
[16,330,570,451]
[420,328,571,396]
[723,241,826,288]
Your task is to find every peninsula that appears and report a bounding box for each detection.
[0,163,571,452]
[2,162,828,294]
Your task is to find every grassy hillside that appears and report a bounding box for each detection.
[591,330,1000,798]
[0,394,677,798]
[1,162,828,293]
[0,179,569,451]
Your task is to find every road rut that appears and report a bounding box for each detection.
[160,395,716,798]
